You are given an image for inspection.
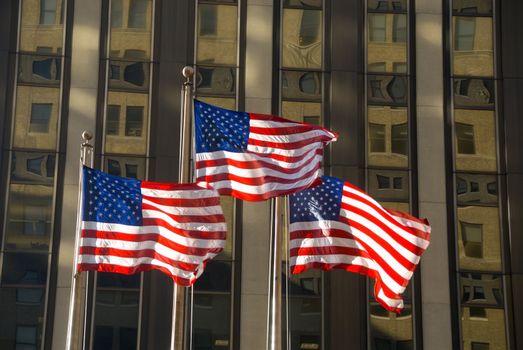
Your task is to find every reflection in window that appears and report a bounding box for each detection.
[107,159,122,176]
[125,107,143,136]
[387,76,407,103]
[111,0,123,28]
[29,104,52,133]
[124,62,145,87]
[299,72,319,94]
[16,326,37,349]
[40,0,57,25]
[457,177,467,194]
[370,79,384,98]
[106,105,120,135]
[455,122,475,154]
[125,164,138,179]
[32,58,53,80]
[471,342,490,350]
[300,10,321,46]
[469,307,487,318]
[391,123,408,155]
[200,5,217,36]
[455,17,475,51]
[128,0,147,28]
[377,175,390,189]
[393,14,407,42]
[369,14,386,41]
[461,222,483,258]
[369,123,386,152]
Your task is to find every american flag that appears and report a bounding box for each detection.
[194,100,338,201]
[289,176,431,312]
[77,166,227,286]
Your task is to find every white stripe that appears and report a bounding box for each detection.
[290,220,350,232]
[376,288,403,309]
[200,170,321,195]
[391,214,431,234]
[340,208,420,263]
[80,238,223,262]
[249,119,302,129]
[342,191,430,249]
[81,221,226,247]
[142,210,227,232]
[196,148,321,169]
[249,128,334,144]
[289,236,364,251]
[78,254,203,280]
[140,187,218,199]
[290,254,379,272]
[196,154,322,180]
[141,197,224,216]
[246,140,326,157]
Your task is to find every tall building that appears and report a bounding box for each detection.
[0,0,521,349]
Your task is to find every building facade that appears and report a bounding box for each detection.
[0,0,522,349]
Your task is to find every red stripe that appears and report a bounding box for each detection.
[77,263,194,286]
[249,125,330,136]
[141,181,210,191]
[196,152,320,175]
[141,203,226,224]
[343,185,430,240]
[248,134,335,150]
[81,230,225,256]
[211,178,321,202]
[289,228,354,240]
[196,164,320,187]
[249,113,339,140]
[82,225,226,241]
[141,195,221,207]
[289,246,373,260]
[340,203,427,256]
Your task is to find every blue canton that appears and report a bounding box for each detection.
[82,166,143,225]
[289,176,344,223]
[194,99,250,153]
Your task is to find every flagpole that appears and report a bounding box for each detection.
[66,131,94,350]
[268,196,285,350]
[170,66,194,350]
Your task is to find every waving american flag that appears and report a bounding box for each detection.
[78,167,227,286]
[289,176,431,312]
[194,100,338,201]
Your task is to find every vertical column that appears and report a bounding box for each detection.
[326,1,366,349]
[500,1,523,347]
[52,1,102,348]
[415,0,453,349]
[240,0,273,349]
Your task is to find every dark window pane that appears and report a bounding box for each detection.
[461,222,483,258]
[125,107,144,136]
[455,122,475,154]
[299,72,319,94]
[40,0,57,24]
[369,123,386,152]
[192,294,231,350]
[126,164,138,179]
[27,157,44,176]
[391,123,408,156]
[453,0,492,15]
[196,66,236,96]
[29,104,52,133]
[283,0,322,8]
[128,0,147,28]
[120,328,138,349]
[106,105,120,135]
[200,5,217,35]
[456,174,498,205]
[124,62,145,87]
[93,326,113,350]
[393,177,402,189]
[97,273,140,288]
[473,286,486,300]
[1,253,48,285]
[470,307,487,318]
[457,177,467,194]
[371,79,384,98]
[107,159,121,176]
[369,14,386,41]
[453,79,495,108]
[368,0,407,11]
[470,181,479,192]
[471,342,490,350]
[32,58,53,80]
[45,155,55,177]
[110,64,120,80]
[455,17,475,51]
[393,14,407,42]
[194,262,231,292]
[487,182,497,195]
[387,76,408,103]
[299,10,321,46]
[377,175,390,189]
[111,0,123,28]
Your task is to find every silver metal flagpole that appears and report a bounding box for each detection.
[66,131,94,350]
[171,66,194,350]
[267,196,285,350]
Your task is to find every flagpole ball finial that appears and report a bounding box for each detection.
[82,131,93,142]
[182,66,194,80]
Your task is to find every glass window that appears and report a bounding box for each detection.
[281,101,321,123]
[453,0,492,15]
[368,76,408,105]
[29,104,52,133]
[282,9,322,69]
[111,0,123,28]
[368,170,410,203]
[455,17,475,51]
[369,14,386,41]
[393,14,407,42]
[128,0,147,28]
[455,122,475,155]
[391,123,408,156]
[453,79,495,108]
[106,105,120,135]
[368,0,407,12]
[125,106,143,137]
[471,343,490,350]
[40,0,57,25]
[107,159,122,176]
[197,4,238,65]
[196,66,236,96]
[104,157,146,180]
[200,5,218,35]
[461,222,483,258]
[369,123,386,152]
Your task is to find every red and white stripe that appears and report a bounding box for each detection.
[289,182,430,312]
[77,182,227,286]
[196,114,338,201]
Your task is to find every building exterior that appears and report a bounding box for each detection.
[0,0,522,349]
